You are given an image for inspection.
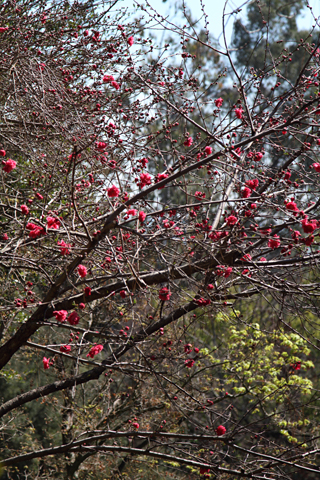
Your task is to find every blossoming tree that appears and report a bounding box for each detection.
[1,0,320,478]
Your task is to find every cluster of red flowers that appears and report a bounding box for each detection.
[159,287,171,301]
[86,344,103,358]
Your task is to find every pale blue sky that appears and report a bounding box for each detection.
[120,0,320,47]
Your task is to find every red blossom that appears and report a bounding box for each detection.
[87,344,103,358]
[78,264,87,278]
[216,425,226,436]
[155,173,169,188]
[215,98,223,108]
[26,223,46,239]
[184,136,193,147]
[242,187,251,198]
[67,311,80,325]
[235,107,243,119]
[286,201,299,212]
[302,218,317,233]
[96,141,107,151]
[103,74,114,83]
[111,80,120,90]
[204,146,212,156]
[128,36,134,46]
[139,211,146,223]
[2,159,16,173]
[245,178,259,189]
[185,359,195,368]
[139,172,152,188]
[58,240,71,255]
[21,205,29,215]
[268,235,281,250]
[84,287,91,296]
[43,357,50,370]
[47,216,60,229]
[60,345,71,353]
[119,290,126,298]
[107,185,120,197]
[53,310,68,322]
[127,208,137,216]
[0,149,6,156]
[254,152,264,162]
[226,215,238,226]
[159,287,171,301]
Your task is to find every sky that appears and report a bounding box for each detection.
[120,0,320,47]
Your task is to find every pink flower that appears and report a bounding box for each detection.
[47,216,60,229]
[2,233,8,240]
[127,209,137,216]
[216,425,226,436]
[155,173,168,188]
[260,257,267,262]
[139,211,146,223]
[302,218,317,233]
[185,359,195,368]
[207,284,214,290]
[79,303,85,310]
[96,141,107,151]
[226,215,238,226]
[0,149,6,156]
[35,192,43,200]
[21,205,29,215]
[204,146,212,156]
[119,290,126,298]
[254,152,264,162]
[67,311,80,325]
[43,357,50,370]
[216,265,232,278]
[184,343,192,353]
[128,36,134,46]
[2,159,16,173]
[159,287,171,301]
[132,422,140,429]
[313,163,320,172]
[53,310,68,322]
[84,287,91,296]
[107,185,120,197]
[58,240,71,255]
[0,27,8,33]
[245,179,259,190]
[78,264,87,278]
[235,107,243,119]
[215,98,223,108]
[86,344,103,358]
[286,201,299,212]
[241,187,251,198]
[268,234,281,249]
[111,80,120,90]
[60,345,71,353]
[184,137,193,147]
[26,223,46,239]
[139,172,152,188]
[103,74,114,83]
